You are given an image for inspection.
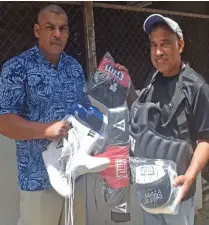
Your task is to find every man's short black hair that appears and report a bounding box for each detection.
[37,4,68,23]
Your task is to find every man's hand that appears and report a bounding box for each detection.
[44,121,71,142]
[115,63,138,109]
[173,140,209,203]
[115,63,128,72]
[173,174,195,203]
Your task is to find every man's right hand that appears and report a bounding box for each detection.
[115,63,138,109]
[44,121,71,142]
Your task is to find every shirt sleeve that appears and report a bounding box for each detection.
[191,83,209,140]
[0,58,26,115]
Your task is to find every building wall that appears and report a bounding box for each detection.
[0,135,19,225]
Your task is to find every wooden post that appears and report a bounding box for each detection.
[83,4,97,225]
[83,1,97,80]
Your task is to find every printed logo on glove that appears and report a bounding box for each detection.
[96,145,130,189]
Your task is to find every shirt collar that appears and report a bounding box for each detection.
[32,45,66,69]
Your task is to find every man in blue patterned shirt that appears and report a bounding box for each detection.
[0,4,88,225]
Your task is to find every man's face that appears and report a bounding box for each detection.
[150,25,184,76]
[34,11,69,57]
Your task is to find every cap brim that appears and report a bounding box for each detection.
[143,14,169,34]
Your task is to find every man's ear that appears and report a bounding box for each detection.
[179,39,185,54]
[34,24,40,39]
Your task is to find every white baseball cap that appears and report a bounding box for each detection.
[143,14,183,40]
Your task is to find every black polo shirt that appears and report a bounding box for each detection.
[145,65,209,146]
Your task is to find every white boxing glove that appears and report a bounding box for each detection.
[43,116,109,198]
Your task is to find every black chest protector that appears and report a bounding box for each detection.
[129,67,195,200]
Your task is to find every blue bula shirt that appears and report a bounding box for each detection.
[0,45,89,191]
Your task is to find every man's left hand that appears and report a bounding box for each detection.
[173,174,195,203]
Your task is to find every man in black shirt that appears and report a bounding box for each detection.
[117,13,209,225]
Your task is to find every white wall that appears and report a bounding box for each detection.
[0,135,19,225]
